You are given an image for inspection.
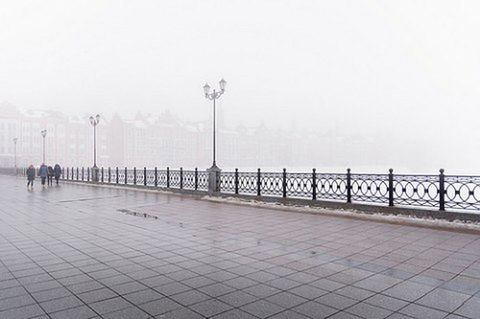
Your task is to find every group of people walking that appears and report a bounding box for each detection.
[26,164,62,189]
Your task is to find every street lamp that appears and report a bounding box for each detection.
[41,130,47,163]
[203,78,227,168]
[12,138,18,173]
[89,114,100,181]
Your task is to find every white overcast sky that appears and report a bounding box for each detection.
[1,0,480,171]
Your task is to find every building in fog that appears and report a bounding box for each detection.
[0,102,108,168]
[0,101,364,170]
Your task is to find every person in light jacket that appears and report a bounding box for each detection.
[26,165,35,189]
[54,164,62,185]
[39,163,48,187]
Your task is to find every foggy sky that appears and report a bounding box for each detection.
[1,1,480,172]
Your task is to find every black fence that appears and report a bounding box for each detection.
[59,167,209,192]
[219,168,480,212]
[15,166,480,212]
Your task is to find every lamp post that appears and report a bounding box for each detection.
[41,130,47,163]
[89,114,100,181]
[203,78,226,194]
[203,78,226,168]
[12,138,18,174]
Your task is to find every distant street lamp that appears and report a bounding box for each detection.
[89,114,100,181]
[12,138,18,173]
[203,78,227,168]
[41,130,47,163]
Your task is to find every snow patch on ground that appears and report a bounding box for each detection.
[203,196,480,232]
[63,181,480,232]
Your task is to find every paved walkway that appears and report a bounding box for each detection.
[0,176,479,319]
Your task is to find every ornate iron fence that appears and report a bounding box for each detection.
[17,166,479,213]
[350,173,390,204]
[444,175,480,211]
[392,174,439,208]
[197,171,208,191]
[316,172,348,202]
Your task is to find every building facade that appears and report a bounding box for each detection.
[1,102,348,170]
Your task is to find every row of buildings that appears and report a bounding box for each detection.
[1,101,394,171]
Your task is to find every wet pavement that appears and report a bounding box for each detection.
[0,175,479,319]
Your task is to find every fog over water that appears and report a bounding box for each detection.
[1,1,480,174]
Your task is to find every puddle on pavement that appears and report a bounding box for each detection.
[117,208,159,220]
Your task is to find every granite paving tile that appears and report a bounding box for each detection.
[1,175,480,319]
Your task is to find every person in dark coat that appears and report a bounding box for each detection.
[54,164,62,185]
[26,165,35,189]
[39,163,48,187]
[47,166,54,186]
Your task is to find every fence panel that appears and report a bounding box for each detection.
[197,171,208,191]
[220,171,236,194]
[237,172,258,195]
[156,170,168,187]
[169,170,181,188]
[145,169,156,186]
[351,174,389,204]
[135,169,144,185]
[285,172,311,198]
[183,170,196,190]
[316,173,349,202]
[444,175,480,211]
[393,175,439,209]
[126,169,135,184]
[110,168,118,184]
[117,169,125,184]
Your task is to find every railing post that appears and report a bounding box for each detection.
[439,169,445,211]
[116,167,119,184]
[282,168,287,198]
[180,167,183,189]
[124,167,127,185]
[82,167,84,181]
[195,168,198,190]
[312,168,317,200]
[66,167,69,180]
[76,167,79,181]
[347,168,352,203]
[144,167,147,186]
[108,167,111,183]
[235,168,239,195]
[133,167,137,185]
[154,167,158,187]
[388,168,394,207]
[167,167,170,188]
[101,167,104,183]
[87,167,90,182]
[257,168,261,196]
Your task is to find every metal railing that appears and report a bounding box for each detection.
[15,166,480,212]
[59,167,208,192]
